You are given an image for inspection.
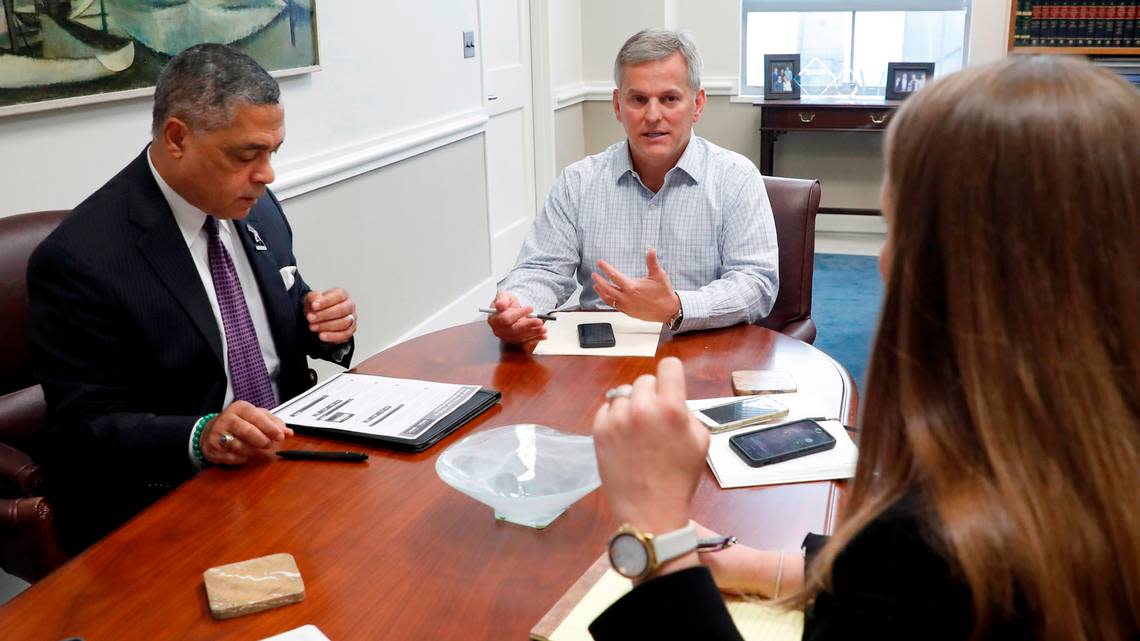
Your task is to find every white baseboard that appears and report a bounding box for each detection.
[816,214,887,234]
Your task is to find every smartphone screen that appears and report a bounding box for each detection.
[729,420,836,467]
[697,397,785,426]
[578,322,616,348]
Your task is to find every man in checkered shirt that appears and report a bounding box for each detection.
[488,29,778,346]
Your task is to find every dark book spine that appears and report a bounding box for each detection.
[1065,1,1079,44]
[1031,1,1043,44]
[1113,2,1127,45]
[1078,0,1093,45]
[1129,0,1138,46]
[1019,0,1035,45]
[1085,1,1100,44]
[1044,2,1057,44]
[1095,3,1110,46]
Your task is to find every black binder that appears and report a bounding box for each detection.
[276,375,502,452]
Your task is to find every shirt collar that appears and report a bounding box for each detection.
[146,147,216,249]
[612,133,704,186]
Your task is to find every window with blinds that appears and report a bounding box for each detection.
[740,0,971,97]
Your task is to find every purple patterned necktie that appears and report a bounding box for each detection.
[204,216,276,409]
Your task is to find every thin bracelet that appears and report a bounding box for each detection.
[192,413,219,464]
[774,550,785,599]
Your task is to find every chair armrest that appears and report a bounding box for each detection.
[780,318,817,344]
[0,496,52,531]
[0,442,44,495]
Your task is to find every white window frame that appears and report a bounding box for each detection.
[739,0,972,97]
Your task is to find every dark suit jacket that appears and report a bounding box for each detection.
[28,148,352,551]
[589,498,1032,641]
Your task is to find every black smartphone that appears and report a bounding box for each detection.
[577,322,616,348]
[728,419,836,468]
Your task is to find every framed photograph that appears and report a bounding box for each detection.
[0,1,321,118]
[885,62,935,101]
[763,54,800,101]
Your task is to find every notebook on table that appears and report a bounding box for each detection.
[531,554,803,641]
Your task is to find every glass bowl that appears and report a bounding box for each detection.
[435,424,601,529]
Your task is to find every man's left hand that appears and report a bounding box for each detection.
[304,288,356,344]
[592,248,680,323]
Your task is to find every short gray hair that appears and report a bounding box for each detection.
[151,43,280,137]
[613,28,702,94]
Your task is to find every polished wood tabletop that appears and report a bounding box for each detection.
[0,321,856,641]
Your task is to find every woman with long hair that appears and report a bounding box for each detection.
[589,55,1140,641]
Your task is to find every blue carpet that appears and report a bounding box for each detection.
[811,254,884,391]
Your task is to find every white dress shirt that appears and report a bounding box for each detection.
[146,151,281,462]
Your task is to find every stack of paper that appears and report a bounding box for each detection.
[689,395,858,489]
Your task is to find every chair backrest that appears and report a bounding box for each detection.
[757,177,821,344]
[0,211,67,448]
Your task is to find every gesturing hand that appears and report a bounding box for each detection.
[199,401,293,465]
[592,357,709,535]
[592,248,680,323]
[304,288,356,344]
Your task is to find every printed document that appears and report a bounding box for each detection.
[273,373,479,440]
[533,311,662,357]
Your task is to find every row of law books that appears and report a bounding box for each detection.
[1012,1,1140,47]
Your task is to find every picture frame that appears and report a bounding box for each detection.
[0,1,321,118]
[763,54,801,101]
[885,62,935,101]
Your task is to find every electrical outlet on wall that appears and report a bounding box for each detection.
[463,31,475,59]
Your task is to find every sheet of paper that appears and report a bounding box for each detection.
[259,625,331,641]
[273,372,479,440]
[689,395,858,489]
[533,311,662,357]
[547,566,802,641]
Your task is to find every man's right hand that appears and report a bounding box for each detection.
[199,401,294,465]
[486,291,548,347]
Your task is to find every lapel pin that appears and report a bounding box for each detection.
[246,224,268,251]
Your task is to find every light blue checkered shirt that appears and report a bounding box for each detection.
[497,136,778,332]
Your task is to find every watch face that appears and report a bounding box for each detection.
[609,533,649,578]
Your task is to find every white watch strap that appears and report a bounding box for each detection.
[651,522,698,565]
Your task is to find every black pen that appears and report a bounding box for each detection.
[276,450,369,462]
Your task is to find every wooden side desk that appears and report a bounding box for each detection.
[0,322,856,640]
[757,97,899,216]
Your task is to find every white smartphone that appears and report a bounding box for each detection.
[693,396,789,434]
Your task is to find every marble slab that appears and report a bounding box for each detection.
[203,553,305,620]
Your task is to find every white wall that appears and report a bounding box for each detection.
[2,1,495,364]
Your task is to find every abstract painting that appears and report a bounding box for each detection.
[0,0,318,116]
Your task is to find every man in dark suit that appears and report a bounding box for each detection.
[28,44,357,552]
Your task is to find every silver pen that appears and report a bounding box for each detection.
[478,307,557,321]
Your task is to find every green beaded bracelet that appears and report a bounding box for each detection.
[192,412,219,465]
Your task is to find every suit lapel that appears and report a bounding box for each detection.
[127,151,225,367]
[235,205,297,359]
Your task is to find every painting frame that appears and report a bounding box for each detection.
[762,53,800,101]
[885,62,935,101]
[0,0,321,118]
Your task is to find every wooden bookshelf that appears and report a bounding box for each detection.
[1008,1,1140,55]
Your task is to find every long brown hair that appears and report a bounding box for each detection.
[799,56,1140,640]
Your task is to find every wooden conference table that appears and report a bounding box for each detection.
[0,321,856,641]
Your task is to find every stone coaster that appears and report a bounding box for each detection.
[203,553,305,620]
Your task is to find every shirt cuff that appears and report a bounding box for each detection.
[673,290,708,333]
[188,416,207,470]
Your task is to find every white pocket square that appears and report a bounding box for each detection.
[279,266,298,290]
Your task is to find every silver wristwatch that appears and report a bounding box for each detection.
[607,522,698,579]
